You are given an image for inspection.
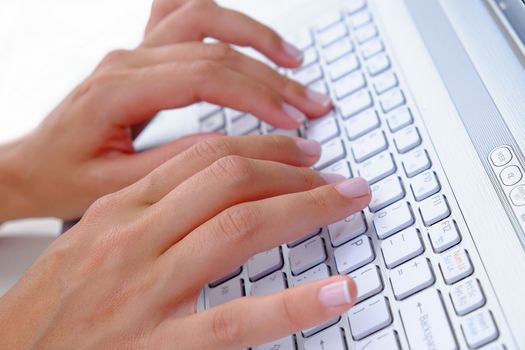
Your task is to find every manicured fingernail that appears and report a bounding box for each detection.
[335,177,370,198]
[282,41,304,63]
[319,280,353,307]
[283,103,306,124]
[321,172,346,184]
[307,88,332,108]
[296,139,321,157]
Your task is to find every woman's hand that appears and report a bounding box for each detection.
[0,0,332,221]
[0,135,370,350]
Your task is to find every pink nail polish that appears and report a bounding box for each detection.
[319,280,353,307]
[296,139,321,157]
[283,103,306,124]
[320,172,346,184]
[282,41,304,63]
[306,88,332,108]
[334,177,370,198]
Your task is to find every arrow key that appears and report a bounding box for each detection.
[304,326,347,350]
[254,336,296,350]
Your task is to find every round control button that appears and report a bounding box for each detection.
[490,147,513,167]
[500,165,523,186]
[510,185,525,207]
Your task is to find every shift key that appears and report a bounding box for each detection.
[399,289,457,350]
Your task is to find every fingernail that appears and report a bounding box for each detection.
[319,280,353,307]
[335,177,370,198]
[320,172,346,184]
[282,41,304,63]
[283,103,306,124]
[296,139,321,157]
[307,88,332,108]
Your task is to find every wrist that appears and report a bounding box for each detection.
[0,138,39,222]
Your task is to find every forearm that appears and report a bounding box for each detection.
[0,139,39,222]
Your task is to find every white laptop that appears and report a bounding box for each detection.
[134,0,525,349]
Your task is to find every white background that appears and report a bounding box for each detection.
[0,0,304,294]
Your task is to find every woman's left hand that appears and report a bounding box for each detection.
[0,0,331,221]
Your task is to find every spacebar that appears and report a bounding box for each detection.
[399,289,457,350]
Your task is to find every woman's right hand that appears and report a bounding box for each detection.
[0,135,371,350]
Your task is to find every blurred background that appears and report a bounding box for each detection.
[0,0,303,294]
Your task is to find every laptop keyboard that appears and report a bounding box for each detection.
[197,1,506,349]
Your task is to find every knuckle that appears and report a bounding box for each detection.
[100,49,131,67]
[188,60,222,81]
[216,204,260,243]
[305,188,332,211]
[208,43,235,62]
[209,155,255,184]
[189,138,234,162]
[280,293,304,330]
[83,194,118,221]
[187,0,215,10]
[297,167,318,190]
[211,305,241,345]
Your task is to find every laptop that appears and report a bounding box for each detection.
[133,0,525,348]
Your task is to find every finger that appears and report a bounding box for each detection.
[145,0,186,36]
[153,276,356,350]
[142,1,303,68]
[148,157,342,252]
[88,61,309,130]
[132,135,322,204]
[163,177,371,292]
[104,43,331,118]
[102,132,222,185]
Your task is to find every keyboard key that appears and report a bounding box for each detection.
[390,256,434,299]
[400,289,457,350]
[358,152,397,184]
[329,54,360,81]
[339,89,373,119]
[350,265,383,303]
[208,277,244,308]
[225,108,245,121]
[325,159,352,179]
[419,194,451,226]
[288,228,322,247]
[411,170,441,201]
[292,64,323,85]
[247,247,283,281]
[429,219,461,253]
[289,236,326,275]
[373,201,414,239]
[303,318,340,338]
[334,72,366,100]
[361,38,384,59]
[355,330,401,350]
[231,114,260,136]
[369,175,405,212]
[462,310,499,348]
[255,336,296,350]
[314,138,346,170]
[302,47,319,68]
[268,128,300,137]
[304,326,346,350]
[374,71,398,94]
[293,263,330,287]
[500,165,522,186]
[200,111,225,132]
[381,227,424,269]
[355,24,378,44]
[199,103,221,119]
[439,248,474,284]
[328,212,367,247]
[510,185,525,206]
[349,10,372,29]
[490,146,513,167]
[324,37,354,64]
[345,109,380,140]
[345,0,367,14]
[394,125,421,153]
[209,267,242,287]
[352,130,388,163]
[403,148,431,177]
[312,11,342,32]
[367,53,391,76]
[306,117,339,143]
[380,88,405,112]
[334,235,374,274]
[251,271,286,296]
[348,296,393,340]
[288,29,314,50]
[450,278,486,316]
[318,22,348,47]
[309,79,328,95]
[386,106,413,132]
